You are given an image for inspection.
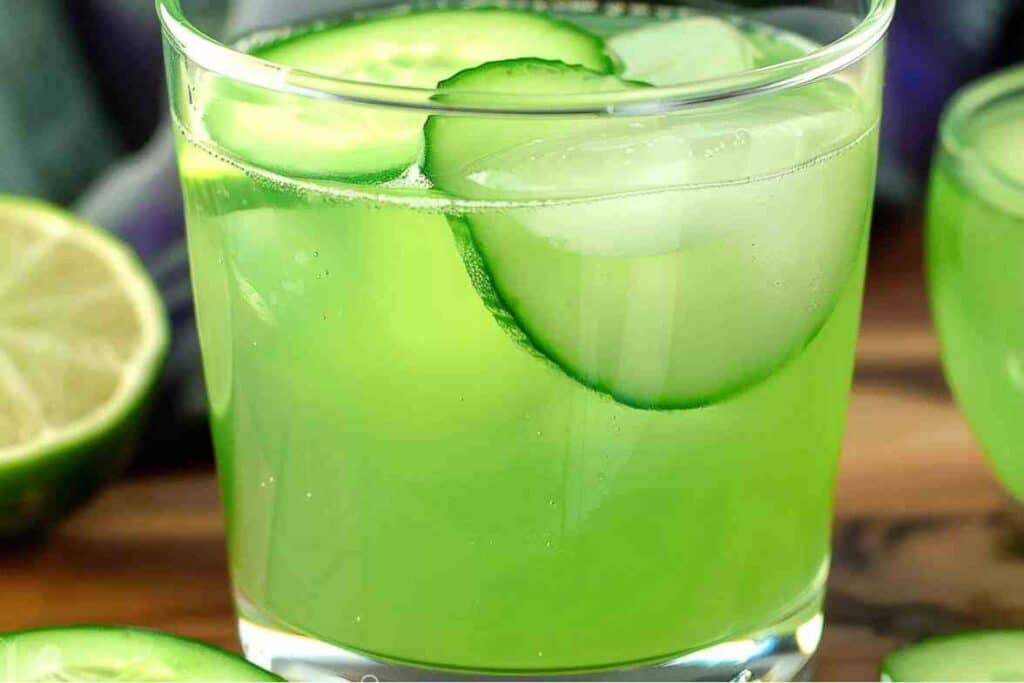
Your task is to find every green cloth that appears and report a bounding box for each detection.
[0,1,119,203]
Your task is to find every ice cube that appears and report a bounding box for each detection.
[609,16,759,86]
[453,81,863,255]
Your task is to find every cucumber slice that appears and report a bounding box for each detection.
[424,59,870,409]
[609,16,758,86]
[0,626,282,681]
[201,8,614,182]
[881,631,1024,682]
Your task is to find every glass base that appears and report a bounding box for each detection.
[237,595,822,682]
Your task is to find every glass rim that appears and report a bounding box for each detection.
[157,0,894,115]
[939,63,1024,196]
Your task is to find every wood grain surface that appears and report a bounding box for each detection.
[3,226,1023,680]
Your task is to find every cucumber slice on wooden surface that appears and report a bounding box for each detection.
[0,626,282,681]
[881,631,1024,682]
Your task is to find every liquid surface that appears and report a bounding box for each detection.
[172,3,882,673]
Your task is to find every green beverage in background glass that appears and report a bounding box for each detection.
[929,65,1024,502]
[160,0,892,678]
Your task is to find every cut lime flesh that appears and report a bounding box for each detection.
[200,7,615,181]
[0,626,281,681]
[0,197,167,536]
[881,631,1024,682]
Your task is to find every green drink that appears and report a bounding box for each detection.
[161,0,891,678]
[929,66,1024,502]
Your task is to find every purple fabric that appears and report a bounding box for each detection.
[115,166,186,261]
[64,0,166,150]
[878,0,1022,203]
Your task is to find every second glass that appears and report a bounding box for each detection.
[160,0,893,678]
[929,64,1024,503]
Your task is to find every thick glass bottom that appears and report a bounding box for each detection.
[237,593,822,681]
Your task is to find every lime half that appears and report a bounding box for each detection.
[0,196,168,537]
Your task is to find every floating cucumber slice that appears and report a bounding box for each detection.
[609,16,758,85]
[881,631,1024,682]
[201,8,614,182]
[425,59,871,409]
[0,626,282,681]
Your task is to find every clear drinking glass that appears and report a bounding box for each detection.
[158,0,892,678]
[929,65,1024,504]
